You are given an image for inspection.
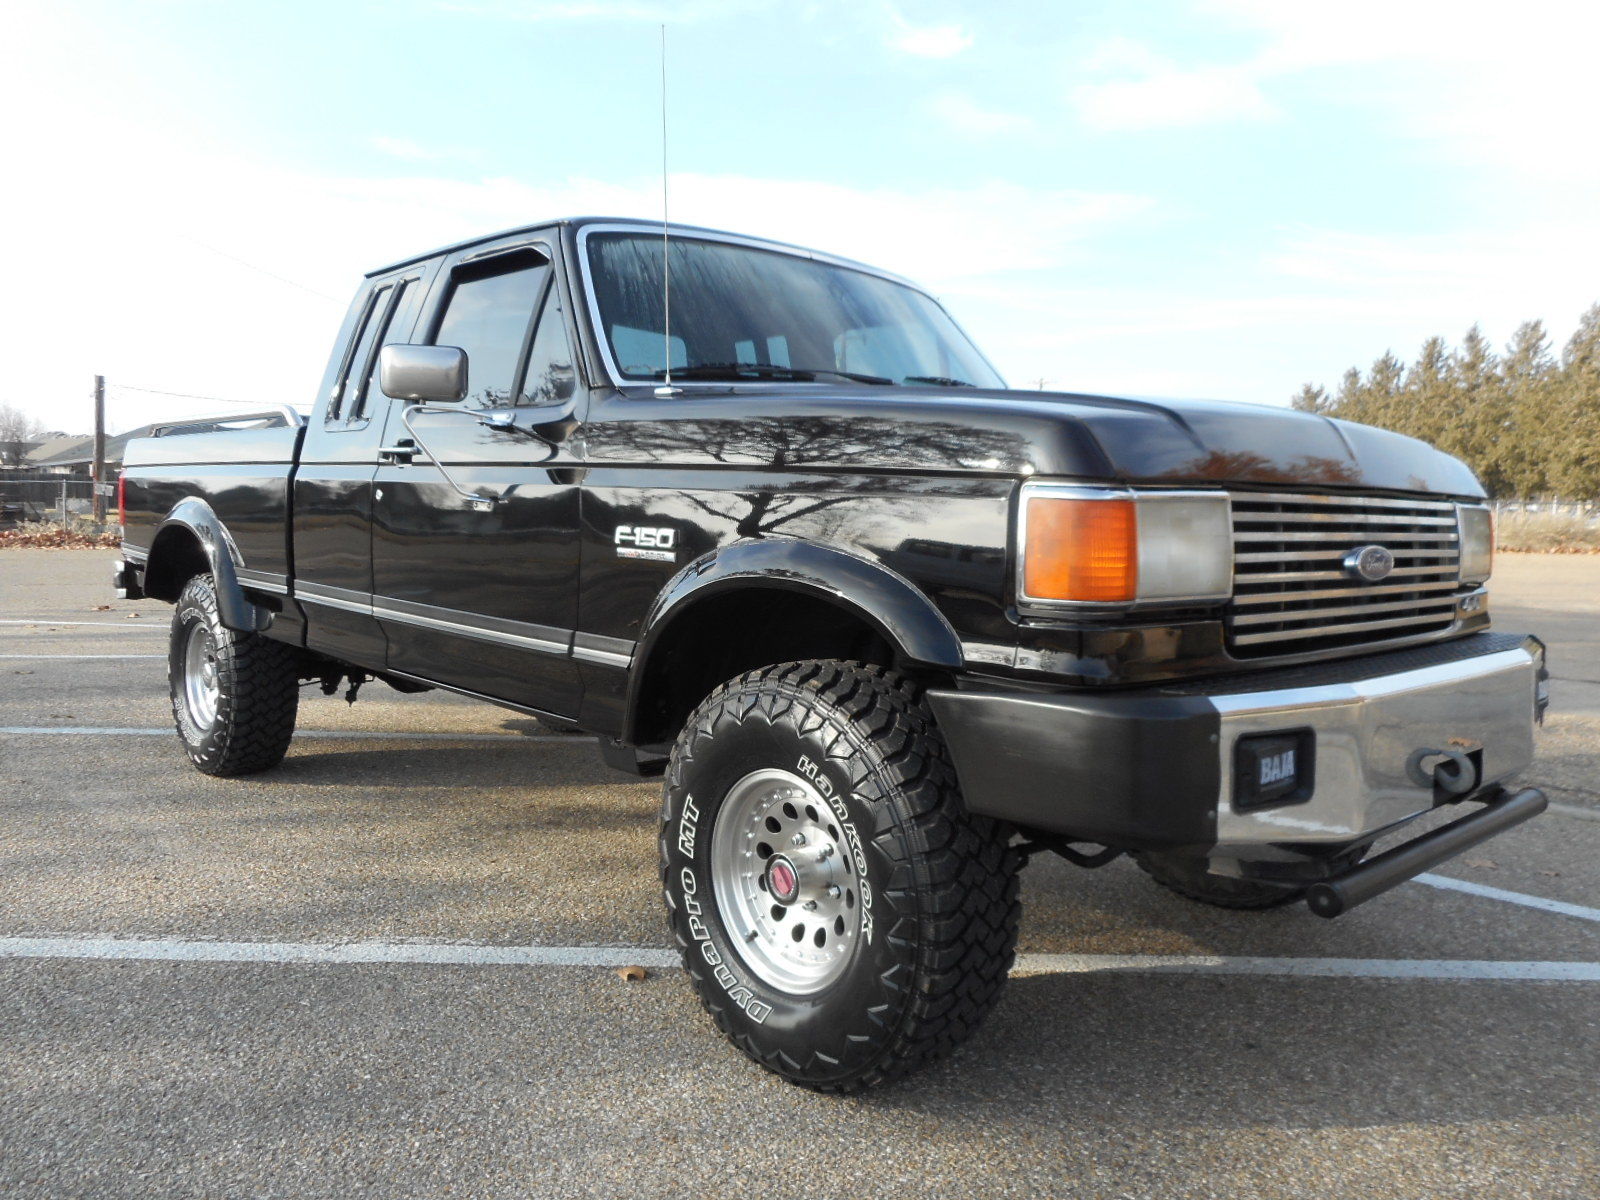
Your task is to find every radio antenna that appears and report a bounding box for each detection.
[658,22,674,395]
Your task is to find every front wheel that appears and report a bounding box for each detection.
[169,573,300,776]
[660,660,1020,1092]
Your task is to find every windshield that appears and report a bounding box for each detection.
[585,232,1005,389]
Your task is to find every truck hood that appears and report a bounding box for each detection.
[598,386,1485,498]
[982,388,1484,496]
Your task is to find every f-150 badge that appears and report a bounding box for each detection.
[615,524,677,562]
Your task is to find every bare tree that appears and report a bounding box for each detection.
[0,403,47,469]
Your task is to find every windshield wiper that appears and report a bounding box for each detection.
[646,363,894,386]
[903,375,976,387]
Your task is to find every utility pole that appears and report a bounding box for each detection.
[91,374,106,525]
[90,376,107,524]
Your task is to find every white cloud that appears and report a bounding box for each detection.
[1072,37,1275,132]
[433,0,764,21]
[942,213,1600,409]
[0,71,1150,433]
[889,23,972,59]
[1266,224,1600,343]
[927,92,1031,137]
[1094,2,1600,193]
[372,136,447,162]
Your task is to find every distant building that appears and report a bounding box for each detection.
[24,426,156,476]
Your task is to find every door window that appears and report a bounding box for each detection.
[431,254,548,407]
[518,285,577,407]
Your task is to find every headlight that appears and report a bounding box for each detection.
[1457,503,1494,584]
[1018,485,1233,609]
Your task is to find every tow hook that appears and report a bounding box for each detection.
[1405,746,1479,796]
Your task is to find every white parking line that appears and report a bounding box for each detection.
[1,935,1596,981]
[1416,873,1600,923]
[0,620,165,629]
[0,725,595,743]
[0,659,164,668]
[0,936,676,968]
[1548,802,1600,823]
[1010,953,1600,981]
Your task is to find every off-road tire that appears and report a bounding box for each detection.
[169,573,299,776]
[660,660,1021,1092]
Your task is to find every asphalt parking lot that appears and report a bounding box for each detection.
[2,549,1597,1199]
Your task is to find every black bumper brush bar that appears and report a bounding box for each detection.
[1305,787,1549,918]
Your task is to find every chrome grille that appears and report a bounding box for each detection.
[1227,491,1466,655]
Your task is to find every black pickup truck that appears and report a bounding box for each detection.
[116,217,1548,1091]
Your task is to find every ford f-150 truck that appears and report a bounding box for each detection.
[115,217,1549,1092]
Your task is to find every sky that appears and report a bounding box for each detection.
[3,0,1598,435]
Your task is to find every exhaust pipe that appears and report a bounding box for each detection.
[1305,787,1547,919]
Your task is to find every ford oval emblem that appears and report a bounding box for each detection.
[1343,544,1395,583]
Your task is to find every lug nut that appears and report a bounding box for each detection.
[791,833,807,847]
[803,900,818,911]
[826,884,842,898]
[815,845,834,862]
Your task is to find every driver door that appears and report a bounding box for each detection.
[370,237,585,717]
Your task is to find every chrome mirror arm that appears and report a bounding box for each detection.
[477,406,566,451]
[399,404,498,512]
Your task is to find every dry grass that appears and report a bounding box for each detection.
[0,519,119,549]
[1496,510,1600,554]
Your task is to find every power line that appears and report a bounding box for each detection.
[175,233,345,304]
[105,383,250,403]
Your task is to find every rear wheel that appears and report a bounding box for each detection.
[169,573,299,776]
[660,660,1020,1092]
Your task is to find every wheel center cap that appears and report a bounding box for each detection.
[766,856,801,905]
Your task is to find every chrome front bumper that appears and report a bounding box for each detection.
[930,633,1544,857]
[1213,642,1540,855]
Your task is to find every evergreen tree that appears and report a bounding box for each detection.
[1335,366,1364,410]
[1291,383,1329,413]
[1288,302,1598,500]
[1359,350,1407,431]
[1444,326,1507,494]
[1549,304,1600,498]
[1498,321,1555,497]
[1401,335,1452,446]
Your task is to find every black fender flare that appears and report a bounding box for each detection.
[147,498,272,633]
[623,537,964,740]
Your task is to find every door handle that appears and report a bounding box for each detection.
[377,444,416,463]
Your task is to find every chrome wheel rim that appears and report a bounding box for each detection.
[182,621,220,728]
[710,767,861,994]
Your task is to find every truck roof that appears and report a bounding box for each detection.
[365,216,911,286]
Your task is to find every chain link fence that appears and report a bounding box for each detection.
[0,476,106,530]
[1491,498,1599,520]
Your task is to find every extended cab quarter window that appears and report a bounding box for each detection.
[431,253,548,407]
[329,283,390,423]
[351,278,416,420]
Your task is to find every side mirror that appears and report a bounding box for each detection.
[379,345,467,403]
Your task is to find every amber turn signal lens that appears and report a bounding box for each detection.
[1023,497,1138,602]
